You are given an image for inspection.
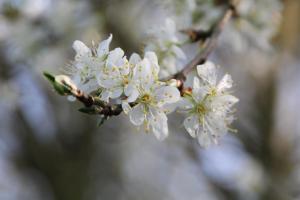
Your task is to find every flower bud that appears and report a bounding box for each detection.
[55,75,78,92]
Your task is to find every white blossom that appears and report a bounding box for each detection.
[96,49,160,103]
[69,34,112,94]
[122,57,181,140]
[96,47,130,102]
[145,18,186,78]
[160,0,222,30]
[180,61,238,147]
[233,0,282,51]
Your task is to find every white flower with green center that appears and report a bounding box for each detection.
[122,57,180,140]
[96,49,160,103]
[96,47,130,102]
[180,61,239,147]
[127,83,180,140]
[121,51,165,113]
[145,18,186,78]
[69,34,112,94]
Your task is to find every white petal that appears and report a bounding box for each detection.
[117,59,130,76]
[165,18,176,35]
[145,51,158,65]
[129,104,145,126]
[197,120,219,147]
[154,86,180,106]
[211,94,239,110]
[110,87,123,99]
[133,58,153,84]
[217,74,233,92]
[100,90,110,102]
[183,115,199,138]
[126,88,139,102]
[129,53,142,65]
[171,46,186,60]
[178,98,194,111]
[97,34,112,56]
[192,77,207,102]
[73,40,91,57]
[197,61,217,86]
[193,77,201,90]
[149,109,168,141]
[124,82,134,96]
[145,51,160,73]
[106,48,125,67]
[197,130,216,148]
[97,74,120,88]
[80,79,98,94]
[162,102,178,114]
[122,101,131,114]
[205,113,227,136]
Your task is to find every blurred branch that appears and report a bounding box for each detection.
[168,3,236,82]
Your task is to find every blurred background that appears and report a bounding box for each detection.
[0,0,299,199]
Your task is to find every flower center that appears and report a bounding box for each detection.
[196,103,207,115]
[123,77,129,85]
[209,88,217,97]
[140,94,152,104]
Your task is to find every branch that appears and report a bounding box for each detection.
[73,91,124,116]
[44,72,123,117]
[170,4,235,82]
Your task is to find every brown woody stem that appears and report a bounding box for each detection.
[167,4,235,82]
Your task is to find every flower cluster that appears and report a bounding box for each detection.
[67,34,182,140]
[66,35,111,95]
[50,34,238,147]
[145,18,186,78]
[180,61,239,147]
[160,0,282,51]
[233,0,282,50]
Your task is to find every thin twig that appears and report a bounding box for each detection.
[169,4,235,82]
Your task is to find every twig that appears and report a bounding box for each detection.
[71,90,123,116]
[169,4,235,82]
[181,29,213,42]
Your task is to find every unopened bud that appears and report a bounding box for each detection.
[167,79,182,88]
[166,79,177,87]
[182,87,193,96]
[55,75,78,92]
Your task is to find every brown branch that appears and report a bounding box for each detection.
[181,29,213,42]
[169,4,235,83]
[71,90,123,116]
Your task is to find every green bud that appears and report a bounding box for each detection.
[43,72,75,96]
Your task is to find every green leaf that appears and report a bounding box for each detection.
[97,115,108,127]
[43,72,72,95]
[43,72,55,84]
[53,81,71,95]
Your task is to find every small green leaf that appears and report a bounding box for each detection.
[97,115,108,127]
[43,72,72,95]
[53,81,71,95]
[43,72,55,84]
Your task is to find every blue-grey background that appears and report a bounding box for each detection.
[0,0,299,200]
